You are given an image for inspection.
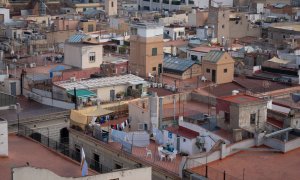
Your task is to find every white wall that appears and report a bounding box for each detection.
[0,8,10,24]
[272,104,290,114]
[163,129,200,155]
[4,78,21,96]
[64,43,103,69]
[23,88,75,109]
[179,120,230,152]
[0,120,8,157]
[13,166,152,180]
[164,27,185,40]
[137,26,163,38]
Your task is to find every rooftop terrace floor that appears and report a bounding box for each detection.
[190,148,300,180]
[0,134,95,180]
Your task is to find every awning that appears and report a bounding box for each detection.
[67,89,96,98]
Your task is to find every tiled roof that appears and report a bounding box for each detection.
[163,57,195,73]
[219,94,262,104]
[166,126,199,139]
[202,50,225,63]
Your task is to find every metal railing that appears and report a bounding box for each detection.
[18,124,113,174]
[183,163,242,180]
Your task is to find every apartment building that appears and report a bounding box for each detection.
[129,23,164,78]
[138,0,233,12]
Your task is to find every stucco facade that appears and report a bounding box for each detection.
[129,24,164,78]
[64,43,103,69]
[202,51,234,84]
[216,95,268,132]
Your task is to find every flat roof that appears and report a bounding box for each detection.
[271,23,300,31]
[166,126,199,139]
[189,147,300,180]
[0,135,95,180]
[219,94,262,104]
[55,74,146,90]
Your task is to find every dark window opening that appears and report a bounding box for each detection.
[250,113,256,125]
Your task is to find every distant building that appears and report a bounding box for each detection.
[207,8,261,44]
[163,57,202,80]
[138,0,233,12]
[105,0,117,16]
[129,23,164,78]
[53,74,147,102]
[164,25,185,40]
[202,50,234,84]
[78,20,97,33]
[64,34,103,69]
[268,23,300,48]
[216,94,268,135]
[188,9,209,27]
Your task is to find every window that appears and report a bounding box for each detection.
[152,67,156,71]
[222,25,225,28]
[224,112,230,124]
[89,52,96,63]
[88,24,94,32]
[183,138,186,142]
[206,68,210,73]
[111,1,114,7]
[250,113,256,125]
[224,68,227,73]
[191,55,198,61]
[138,123,148,130]
[179,31,184,36]
[152,48,157,56]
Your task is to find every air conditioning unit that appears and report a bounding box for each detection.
[70,77,76,82]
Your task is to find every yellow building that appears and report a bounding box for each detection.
[202,50,235,84]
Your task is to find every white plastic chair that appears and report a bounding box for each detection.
[146,147,152,158]
[168,153,176,162]
[158,150,166,161]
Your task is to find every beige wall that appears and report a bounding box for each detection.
[12,166,151,180]
[202,53,234,84]
[129,36,163,77]
[79,21,97,33]
[216,9,261,44]
[218,102,267,131]
[64,43,103,69]
[188,10,208,27]
[53,19,79,31]
[128,100,151,131]
[164,64,202,80]
[96,85,127,102]
[105,0,118,16]
[46,30,77,44]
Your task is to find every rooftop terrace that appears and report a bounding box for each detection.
[0,134,95,180]
[189,147,300,180]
